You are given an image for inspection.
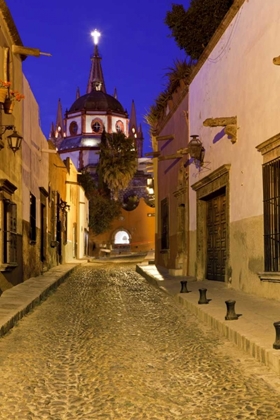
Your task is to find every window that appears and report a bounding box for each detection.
[91,119,103,134]
[62,210,68,245]
[69,121,78,136]
[3,200,17,264]
[263,158,280,271]
[30,193,36,242]
[116,120,124,133]
[161,198,169,250]
[0,180,18,267]
[39,186,48,263]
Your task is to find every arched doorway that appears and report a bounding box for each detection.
[112,229,131,254]
[114,230,130,244]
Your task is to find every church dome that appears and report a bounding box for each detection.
[69,91,126,114]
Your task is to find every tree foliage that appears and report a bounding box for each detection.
[165,0,233,60]
[78,172,121,235]
[88,193,121,235]
[97,131,137,200]
[78,130,137,234]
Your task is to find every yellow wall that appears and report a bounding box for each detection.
[89,198,155,256]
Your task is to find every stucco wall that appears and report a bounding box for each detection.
[89,198,155,256]
[188,0,280,298]
[64,158,89,261]
[21,76,49,279]
[155,93,189,273]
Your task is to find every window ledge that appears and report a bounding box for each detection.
[0,263,18,272]
[160,249,169,254]
[258,272,280,283]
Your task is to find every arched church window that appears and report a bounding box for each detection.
[116,120,124,133]
[91,119,103,134]
[69,121,78,136]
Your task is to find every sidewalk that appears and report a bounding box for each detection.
[136,262,280,377]
[0,263,80,337]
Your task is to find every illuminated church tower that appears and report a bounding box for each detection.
[49,30,144,173]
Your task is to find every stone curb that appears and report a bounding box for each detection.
[0,264,80,338]
[136,265,280,376]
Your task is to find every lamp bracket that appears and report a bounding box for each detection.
[203,116,238,144]
[0,125,14,137]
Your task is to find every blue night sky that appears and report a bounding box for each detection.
[6,0,190,154]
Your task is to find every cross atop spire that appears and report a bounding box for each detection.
[87,30,106,94]
[91,29,101,45]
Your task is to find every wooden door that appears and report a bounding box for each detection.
[206,191,226,281]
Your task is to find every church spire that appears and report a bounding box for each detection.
[129,100,143,158]
[49,122,55,140]
[129,99,137,138]
[55,98,64,138]
[87,29,106,94]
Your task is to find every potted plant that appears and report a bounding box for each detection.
[0,80,11,104]
[3,89,25,114]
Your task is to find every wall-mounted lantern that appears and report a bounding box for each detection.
[0,125,23,153]
[58,199,70,212]
[188,135,205,164]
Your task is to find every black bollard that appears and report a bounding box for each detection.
[273,321,280,349]
[225,300,239,320]
[198,288,209,304]
[180,280,190,293]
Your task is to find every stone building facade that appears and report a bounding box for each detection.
[0,0,89,292]
[0,1,24,288]
[152,0,280,301]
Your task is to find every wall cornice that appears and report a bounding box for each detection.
[191,164,231,195]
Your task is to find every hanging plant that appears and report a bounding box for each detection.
[3,88,25,114]
[0,79,11,104]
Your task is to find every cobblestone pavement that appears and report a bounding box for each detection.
[0,264,280,420]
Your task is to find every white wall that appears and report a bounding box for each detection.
[189,0,280,229]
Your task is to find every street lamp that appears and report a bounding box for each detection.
[0,125,23,153]
[188,135,205,164]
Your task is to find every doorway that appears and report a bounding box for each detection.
[192,164,230,282]
[206,188,226,281]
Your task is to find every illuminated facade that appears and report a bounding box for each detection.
[152,0,280,301]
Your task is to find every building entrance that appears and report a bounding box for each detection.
[206,188,226,281]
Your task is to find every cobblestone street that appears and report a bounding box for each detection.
[0,264,280,419]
